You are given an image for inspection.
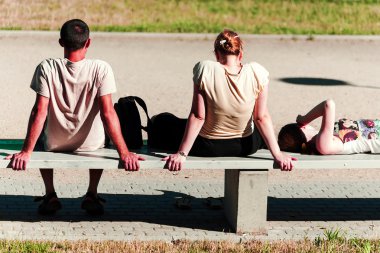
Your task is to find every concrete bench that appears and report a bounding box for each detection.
[0,139,379,234]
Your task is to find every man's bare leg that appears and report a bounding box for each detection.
[40,169,55,194]
[38,169,61,214]
[87,169,103,194]
[82,169,104,215]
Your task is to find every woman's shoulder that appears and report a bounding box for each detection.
[244,62,269,74]
[243,62,270,86]
[194,60,220,69]
[193,60,222,77]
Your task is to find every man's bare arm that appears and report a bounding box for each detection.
[5,94,49,170]
[98,94,145,171]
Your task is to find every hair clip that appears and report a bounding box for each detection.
[219,39,226,45]
[301,143,307,152]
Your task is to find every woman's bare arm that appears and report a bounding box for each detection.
[254,84,297,171]
[163,84,206,171]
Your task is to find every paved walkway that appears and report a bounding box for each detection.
[1,168,380,241]
[1,32,380,242]
[2,32,380,138]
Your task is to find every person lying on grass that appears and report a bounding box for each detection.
[278,99,380,155]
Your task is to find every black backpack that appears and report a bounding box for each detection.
[113,96,148,149]
[148,112,187,151]
[113,96,186,151]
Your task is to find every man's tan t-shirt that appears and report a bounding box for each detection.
[193,60,269,139]
[30,58,116,152]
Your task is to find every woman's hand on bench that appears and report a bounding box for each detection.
[273,152,297,171]
[5,151,31,170]
[162,152,186,171]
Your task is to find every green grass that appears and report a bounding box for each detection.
[0,240,54,253]
[1,232,380,253]
[1,0,380,34]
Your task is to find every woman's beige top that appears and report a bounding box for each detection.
[193,60,269,139]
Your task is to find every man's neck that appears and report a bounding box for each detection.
[64,48,86,62]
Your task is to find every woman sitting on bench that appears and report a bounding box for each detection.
[163,29,296,171]
[278,99,380,155]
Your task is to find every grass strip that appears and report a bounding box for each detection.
[0,236,378,253]
[1,0,380,34]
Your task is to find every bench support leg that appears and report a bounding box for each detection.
[224,169,268,234]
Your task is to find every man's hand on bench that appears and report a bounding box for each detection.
[120,152,145,171]
[5,151,31,170]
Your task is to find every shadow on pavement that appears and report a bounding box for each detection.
[268,197,380,221]
[3,193,380,227]
[278,77,380,89]
[279,77,349,86]
[0,190,232,232]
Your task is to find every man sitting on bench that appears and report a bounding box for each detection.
[6,19,144,215]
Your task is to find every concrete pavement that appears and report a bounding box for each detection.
[2,32,380,138]
[1,168,380,241]
[1,32,380,241]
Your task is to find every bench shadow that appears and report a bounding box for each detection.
[0,191,232,232]
[268,197,380,221]
[3,193,380,229]
[47,149,169,169]
[72,148,168,160]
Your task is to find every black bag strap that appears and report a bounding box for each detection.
[129,96,152,132]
